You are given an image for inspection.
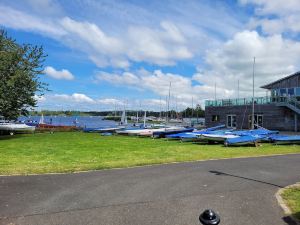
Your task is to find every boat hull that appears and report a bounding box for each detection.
[0,123,35,134]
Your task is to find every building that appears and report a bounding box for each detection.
[205,72,300,131]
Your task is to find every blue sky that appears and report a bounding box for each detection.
[1,0,300,111]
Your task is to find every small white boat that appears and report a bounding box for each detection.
[0,121,35,135]
[199,133,239,142]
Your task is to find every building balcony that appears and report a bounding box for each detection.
[205,96,300,107]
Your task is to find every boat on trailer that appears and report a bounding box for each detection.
[0,117,35,135]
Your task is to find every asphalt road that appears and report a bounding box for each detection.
[1,154,300,225]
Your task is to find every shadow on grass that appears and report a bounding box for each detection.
[283,212,300,225]
[209,170,283,188]
[0,134,27,140]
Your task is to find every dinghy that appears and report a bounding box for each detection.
[198,133,240,143]
[83,126,124,133]
[0,121,35,135]
[152,127,194,138]
[224,135,263,146]
[165,125,227,140]
[269,135,300,144]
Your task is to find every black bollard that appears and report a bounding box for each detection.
[199,209,220,225]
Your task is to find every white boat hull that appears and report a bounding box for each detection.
[0,123,35,133]
[199,134,239,142]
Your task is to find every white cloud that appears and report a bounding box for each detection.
[53,93,94,103]
[34,95,46,102]
[240,0,300,16]
[95,69,209,108]
[94,30,300,106]
[44,66,75,80]
[96,71,140,86]
[36,94,171,111]
[0,5,65,37]
[0,7,194,68]
[241,0,300,34]
[126,21,192,65]
[194,30,300,97]
[97,98,123,105]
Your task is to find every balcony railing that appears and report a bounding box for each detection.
[205,96,299,107]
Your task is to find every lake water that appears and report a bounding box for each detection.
[18,116,205,128]
[19,116,117,128]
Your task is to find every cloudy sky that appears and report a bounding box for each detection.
[1,0,300,111]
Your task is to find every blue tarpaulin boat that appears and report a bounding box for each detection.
[268,135,300,144]
[165,125,226,140]
[224,135,264,146]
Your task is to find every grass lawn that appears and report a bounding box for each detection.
[281,186,300,221]
[0,131,300,175]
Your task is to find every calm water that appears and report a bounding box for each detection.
[18,116,205,128]
[19,116,118,128]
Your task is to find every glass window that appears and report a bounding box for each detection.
[227,115,236,128]
[296,87,300,96]
[280,88,287,96]
[287,88,295,96]
[212,115,220,122]
[271,89,276,97]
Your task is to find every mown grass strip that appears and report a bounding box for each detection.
[0,132,300,175]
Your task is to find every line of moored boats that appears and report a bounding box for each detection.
[83,124,300,146]
[1,115,300,146]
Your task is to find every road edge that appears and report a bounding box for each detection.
[275,183,300,225]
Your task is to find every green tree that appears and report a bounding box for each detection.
[0,30,47,120]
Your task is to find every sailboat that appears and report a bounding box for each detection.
[120,109,127,125]
[39,113,45,124]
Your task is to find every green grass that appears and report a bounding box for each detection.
[0,132,300,175]
[281,186,300,221]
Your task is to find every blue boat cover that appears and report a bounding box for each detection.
[231,128,278,136]
[225,135,263,145]
[205,124,225,131]
[165,125,226,139]
[269,135,300,142]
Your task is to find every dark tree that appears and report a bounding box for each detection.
[0,30,47,120]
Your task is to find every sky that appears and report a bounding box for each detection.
[1,0,300,111]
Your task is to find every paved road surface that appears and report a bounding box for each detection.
[1,154,300,225]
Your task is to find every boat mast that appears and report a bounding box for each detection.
[165,96,168,123]
[251,57,256,130]
[159,96,162,119]
[191,97,194,125]
[214,82,216,100]
[167,81,171,123]
[175,96,178,119]
[238,79,240,99]
[143,110,147,127]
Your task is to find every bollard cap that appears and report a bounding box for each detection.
[199,209,220,225]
